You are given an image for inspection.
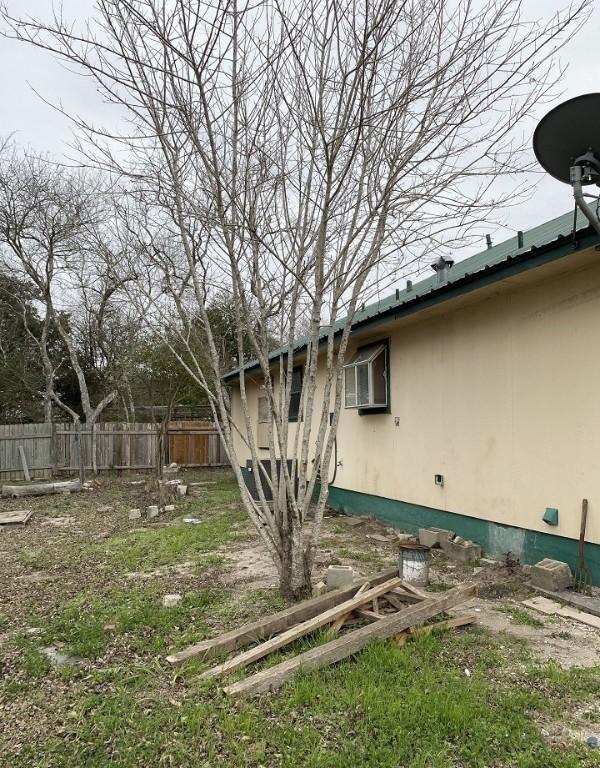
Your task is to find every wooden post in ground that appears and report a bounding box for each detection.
[74,422,86,485]
[18,446,31,482]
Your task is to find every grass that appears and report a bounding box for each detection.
[5,629,600,768]
[498,603,545,628]
[39,586,228,658]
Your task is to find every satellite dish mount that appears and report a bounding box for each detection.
[533,94,600,237]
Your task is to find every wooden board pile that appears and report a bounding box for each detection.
[167,567,477,697]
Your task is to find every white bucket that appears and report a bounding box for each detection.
[399,544,431,587]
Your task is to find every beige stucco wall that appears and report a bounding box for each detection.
[230,246,600,546]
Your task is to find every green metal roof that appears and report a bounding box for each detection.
[224,207,598,381]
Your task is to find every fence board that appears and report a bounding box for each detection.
[0,420,227,479]
[0,423,53,480]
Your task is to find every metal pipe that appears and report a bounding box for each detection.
[571,165,600,237]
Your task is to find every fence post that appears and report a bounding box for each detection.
[74,422,86,484]
[49,422,56,479]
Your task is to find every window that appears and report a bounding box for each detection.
[288,366,303,422]
[257,394,270,448]
[344,342,388,409]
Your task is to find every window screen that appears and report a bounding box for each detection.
[344,342,388,410]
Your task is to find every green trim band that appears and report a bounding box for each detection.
[328,486,600,582]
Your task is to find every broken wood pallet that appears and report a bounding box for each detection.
[167,567,398,664]
[224,583,477,698]
[199,577,402,681]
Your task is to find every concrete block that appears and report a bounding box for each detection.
[313,580,328,596]
[530,558,572,591]
[325,564,359,588]
[162,594,182,608]
[128,508,142,520]
[164,504,175,512]
[177,485,188,497]
[146,505,160,519]
[443,539,482,563]
[419,527,454,548]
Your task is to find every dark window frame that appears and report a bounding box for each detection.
[288,365,303,422]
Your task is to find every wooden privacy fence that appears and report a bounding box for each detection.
[0,420,228,480]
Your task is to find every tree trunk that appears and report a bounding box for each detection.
[43,388,52,423]
[279,517,313,600]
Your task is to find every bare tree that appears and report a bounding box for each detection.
[2,0,589,596]
[0,145,125,469]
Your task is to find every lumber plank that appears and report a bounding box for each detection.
[355,608,384,621]
[397,581,429,600]
[200,577,402,680]
[329,582,370,636]
[223,583,477,698]
[392,614,476,646]
[166,567,398,664]
[388,587,421,603]
[382,592,405,611]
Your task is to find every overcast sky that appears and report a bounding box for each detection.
[0,0,598,252]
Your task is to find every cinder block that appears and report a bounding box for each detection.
[325,564,359,588]
[164,504,175,512]
[146,505,160,519]
[177,485,188,497]
[530,558,572,591]
[128,508,142,520]
[443,538,482,563]
[418,527,454,548]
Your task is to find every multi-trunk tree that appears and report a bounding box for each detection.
[2,0,590,596]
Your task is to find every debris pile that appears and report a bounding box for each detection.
[167,567,476,697]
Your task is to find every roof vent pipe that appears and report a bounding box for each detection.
[406,280,413,292]
[517,230,524,248]
[486,234,493,249]
[430,256,455,286]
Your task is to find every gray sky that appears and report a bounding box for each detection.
[0,0,598,249]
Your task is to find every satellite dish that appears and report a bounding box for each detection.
[533,94,600,237]
[533,93,600,186]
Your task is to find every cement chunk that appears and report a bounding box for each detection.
[146,505,160,519]
[177,485,188,496]
[530,558,572,591]
[442,538,482,563]
[418,527,454,548]
[522,596,600,629]
[128,508,142,520]
[162,594,182,608]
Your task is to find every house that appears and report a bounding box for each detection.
[225,208,600,581]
